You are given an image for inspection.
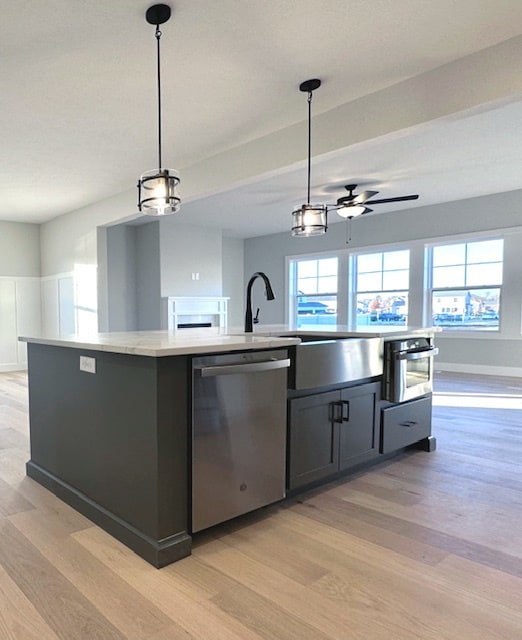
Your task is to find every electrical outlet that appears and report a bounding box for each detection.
[80,355,96,374]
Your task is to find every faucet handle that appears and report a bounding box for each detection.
[253,308,260,324]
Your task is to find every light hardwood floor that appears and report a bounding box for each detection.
[0,370,520,639]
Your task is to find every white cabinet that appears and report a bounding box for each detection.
[0,280,17,365]
[0,277,41,371]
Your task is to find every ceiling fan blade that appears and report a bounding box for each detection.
[365,194,419,205]
[352,190,379,204]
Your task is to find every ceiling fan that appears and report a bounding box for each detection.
[334,184,419,218]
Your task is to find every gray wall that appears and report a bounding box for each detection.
[104,221,162,331]
[245,189,522,375]
[159,220,223,297]
[106,225,138,332]
[0,221,40,276]
[136,222,162,330]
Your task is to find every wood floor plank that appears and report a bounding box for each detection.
[276,508,522,621]
[326,481,522,556]
[0,564,60,640]
[73,526,265,640]
[9,509,176,640]
[292,494,450,566]
[0,520,126,640]
[297,492,522,577]
[215,516,330,586]
[263,513,522,639]
[193,539,428,640]
[0,476,34,517]
[0,447,28,486]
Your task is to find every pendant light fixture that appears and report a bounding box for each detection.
[137,3,181,216]
[291,79,327,236]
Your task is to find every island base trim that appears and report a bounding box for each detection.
[26,461,192,568]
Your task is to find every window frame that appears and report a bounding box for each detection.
[350,248,411,327]
[287,253,341,327]
[426,237,504,332]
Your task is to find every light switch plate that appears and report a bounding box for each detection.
[80,355,96,374]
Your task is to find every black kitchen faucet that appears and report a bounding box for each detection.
[244,272,275,332]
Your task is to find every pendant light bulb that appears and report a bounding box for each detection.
[291,78,327,237]
[137,4,181,216]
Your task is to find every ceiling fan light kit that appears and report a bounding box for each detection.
[137,3,181,216]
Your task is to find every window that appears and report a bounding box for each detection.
[354,249,409,326]
[290,257,338,327]
[429,238,503,330]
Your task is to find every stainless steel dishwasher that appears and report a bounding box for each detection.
[192,349,290,532]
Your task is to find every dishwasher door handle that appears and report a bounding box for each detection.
[196,358,291,377]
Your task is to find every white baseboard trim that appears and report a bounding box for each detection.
[435,361,522,378]
[0,364,27,373]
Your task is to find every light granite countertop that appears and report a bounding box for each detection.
[19,325,438,357]
[19,330,301,357]
[230,324,440,339]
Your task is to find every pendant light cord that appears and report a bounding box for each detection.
[155,25,163,171]
[307,91,312,204]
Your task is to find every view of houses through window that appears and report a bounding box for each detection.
[289,235,504,332]
[355,249,409,326]
[429,238,503,330]
[294,257,338,327]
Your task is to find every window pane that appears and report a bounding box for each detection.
[293,257,338,327]
[297,260,317,279]
[297,294,337,328]
[467,239,503,264]
[383,269,409,290]
[432,265,465,288]
[356,292,408,327]
[317,275,337,293]
[297,278,318,295]
[357,272,382,292]
[357,253,382,273]
[466,263,503,286]
[318,258,337,277]
[383,250,409,270]
[432,288,500,330]
[433,244,465,267]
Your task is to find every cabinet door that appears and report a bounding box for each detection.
[288,391,340,490]
[0,280,18,366]
[339,382,380,470]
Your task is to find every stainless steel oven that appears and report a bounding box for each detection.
[383,337,439,403]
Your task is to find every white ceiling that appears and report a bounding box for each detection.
[2,0,522,237]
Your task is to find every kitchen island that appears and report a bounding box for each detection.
[20,326,437,567]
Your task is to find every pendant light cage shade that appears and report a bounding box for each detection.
[138,169,180,216]
[291,203,327,236]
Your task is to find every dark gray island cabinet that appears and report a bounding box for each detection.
[21,332,300,568]
[20,328,436,568]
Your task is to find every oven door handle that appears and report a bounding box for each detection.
[395,347,439,361]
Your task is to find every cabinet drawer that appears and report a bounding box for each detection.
[381,396,431,454]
